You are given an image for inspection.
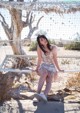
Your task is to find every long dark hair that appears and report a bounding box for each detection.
[37,35,52,54]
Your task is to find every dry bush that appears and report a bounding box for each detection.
[0,72,34,102]
[0,72,15,101]
[66,72,80,91]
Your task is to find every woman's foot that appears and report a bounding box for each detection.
[35,92,47,102]
[33,97,39,103]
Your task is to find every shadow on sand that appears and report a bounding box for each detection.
[33,101,64,113]
[0,89,80,113]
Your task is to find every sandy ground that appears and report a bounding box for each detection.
[0,46,80,69]
[0,46,80,113]
[0,99,80,113]
[0,46,80,71]
[0,46,80,62]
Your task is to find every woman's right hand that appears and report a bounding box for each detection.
[35,67,39,74]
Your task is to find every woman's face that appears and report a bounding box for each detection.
[39,37,48,46]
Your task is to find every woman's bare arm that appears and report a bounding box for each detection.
[36,45,42,70]
[52,47,61,71]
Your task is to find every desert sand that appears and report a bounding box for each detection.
[0,46,80,113]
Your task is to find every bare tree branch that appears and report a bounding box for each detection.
[36,16,44,29]
[31,13,35,23]
[22,11,32,28]
[1,22,12,40]
[28,12,33,28]
[29,15,44,30]
[0,13,9,27]
[26,11,31,25]
[29,12,33,24]
[27,15,44,40]
[0,13,12,40]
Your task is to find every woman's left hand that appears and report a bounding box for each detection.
[59,69,64,72]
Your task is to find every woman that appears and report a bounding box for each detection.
[35,35,63,102]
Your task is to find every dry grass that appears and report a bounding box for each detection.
[66,72,80,91]
[0,72,15,101]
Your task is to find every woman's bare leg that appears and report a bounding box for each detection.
[44,73,53,96]
[37,69,48,94]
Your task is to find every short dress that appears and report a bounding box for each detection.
[38,46,57,76]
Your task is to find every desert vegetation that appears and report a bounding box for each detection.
[64,42,80,50]
[66,72,80,91]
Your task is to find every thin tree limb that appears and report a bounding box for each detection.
[0,13,9,27]
[36,16,44,29]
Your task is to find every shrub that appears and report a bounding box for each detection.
[48,39,56,45]
[3,43,7,46]
[66,73,80,91]
[29,41,37,51]
[29,39,57,51]
[64,42,80,50]
[57,41,64,47]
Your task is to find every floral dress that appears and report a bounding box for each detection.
[38,46,57,76]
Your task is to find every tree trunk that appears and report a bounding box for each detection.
[9,8,24,55]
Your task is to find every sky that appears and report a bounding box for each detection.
[0,1,80,41]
